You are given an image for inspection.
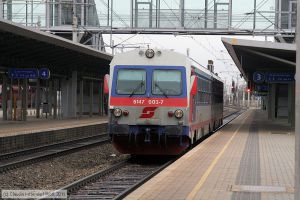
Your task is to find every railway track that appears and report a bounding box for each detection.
[60,158,172,200]
[49,110,244,200]
[0,134,109,173]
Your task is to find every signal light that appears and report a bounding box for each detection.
[247,88,250,92]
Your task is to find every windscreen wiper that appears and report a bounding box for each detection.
[129,81,144,97]
[155,83,168,98]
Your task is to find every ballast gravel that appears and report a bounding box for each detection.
[0,143,129,190]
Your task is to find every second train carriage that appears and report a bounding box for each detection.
[106,49,223,155]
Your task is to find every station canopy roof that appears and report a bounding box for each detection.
[0,19,113,76]
[222,37,296,83]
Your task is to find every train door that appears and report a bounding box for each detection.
[190,75,198,122]
[192,95,196,122]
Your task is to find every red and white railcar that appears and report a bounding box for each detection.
[106,49,223,155]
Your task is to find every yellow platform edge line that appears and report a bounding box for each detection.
[186,112,251,200]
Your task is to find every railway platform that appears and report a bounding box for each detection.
[0,117,108,153]
[125,109,294,200]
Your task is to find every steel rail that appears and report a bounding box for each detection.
[0,134,109,173]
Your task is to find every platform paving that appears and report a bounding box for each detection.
[125,109,295,200]
[0,116,108,137]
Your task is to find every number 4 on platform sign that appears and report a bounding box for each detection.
[39,68,50,80]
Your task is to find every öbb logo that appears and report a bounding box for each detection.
[139,107,157,118]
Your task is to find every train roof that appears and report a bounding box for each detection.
[111,49,188,67]
[188,57,223,82]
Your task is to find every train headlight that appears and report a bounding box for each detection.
[145,49,155,58]
[113,108,122,117]
[174,109,184,119]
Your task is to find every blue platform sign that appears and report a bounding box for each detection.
[39,68,50,79]
[8,68,39,79]
[253,72,265,83]
[266,72,294,83]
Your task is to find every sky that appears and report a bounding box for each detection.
[102,34,273,89]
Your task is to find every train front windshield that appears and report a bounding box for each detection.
[116,69,146,95]
[115,68,183,97]
[152,70,182,96]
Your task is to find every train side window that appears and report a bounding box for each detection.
[197,78,212,105]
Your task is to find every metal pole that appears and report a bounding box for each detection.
[10,79,13,120]
[228,0,232,28]
[149,0,153,28]
[7,0,12,20]
[157,0,160,28]
[130,0,133,28]
[213,0,217,29]
[46,0,50,30]
[81,0,84,26]
[110,0,113,54]
[247,90,250,108]
[79,80,83,117]
[22,79,28,121]
[45,80,49,119]
[36,79,40,118]
[0,0,3,19]
[31,0,33,26]
[99,82,103,116]
[253,0,256,31]
[242,85,245,107]
[278,0,282,31]
[53,79,58,119]
[112,40,115,55]
[107,0,110,27]
[89,81,93,117]
[294,0,300,198]
[2,74,7,120]
[236,74,239,106]
[204,0,208,28]
[49,80,53,117]
[26,0,28,26]
[72,15,78,43]
[58,0,62,26]
[180,0,184,27]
